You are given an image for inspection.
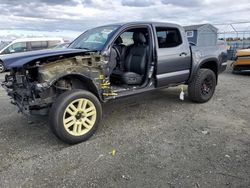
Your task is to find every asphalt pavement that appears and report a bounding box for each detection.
[0,63,249,187]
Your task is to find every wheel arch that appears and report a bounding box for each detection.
[199,58,219,78]
[49,73,102,101]
[188,58,219,84]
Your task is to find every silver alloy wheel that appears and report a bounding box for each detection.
[0,63,4,73]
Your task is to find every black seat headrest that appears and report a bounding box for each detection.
[133,32,146,45]
[115,36,123,45]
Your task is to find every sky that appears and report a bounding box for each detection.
[0,0,250,40]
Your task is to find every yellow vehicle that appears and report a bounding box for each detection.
[232,49,250,73]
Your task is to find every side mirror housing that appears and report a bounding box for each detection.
[102,46,111,57]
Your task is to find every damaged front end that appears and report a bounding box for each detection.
[2,69,53,115]
[2,52,112,115]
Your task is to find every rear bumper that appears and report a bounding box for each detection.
[219,62,228,73]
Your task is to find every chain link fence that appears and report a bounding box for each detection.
[215,22,250,59]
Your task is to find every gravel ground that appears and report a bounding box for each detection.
[0,62,249,188]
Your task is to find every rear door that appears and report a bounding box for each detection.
[154,24,191,87]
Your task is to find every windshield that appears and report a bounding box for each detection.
[69,25,119,51]
[0,41,11,51]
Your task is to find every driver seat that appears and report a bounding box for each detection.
[111,32,148,85]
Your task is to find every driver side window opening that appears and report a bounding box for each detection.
[119,32,134,46]
[108,27,151,87]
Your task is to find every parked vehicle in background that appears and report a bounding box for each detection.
[232,49,250,73]
[0,37,64,72]
[217,39,228,64]
[0,38,64,55]
[2,22,227,144]
[54,42,71,49]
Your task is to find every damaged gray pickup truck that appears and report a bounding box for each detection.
[2,22,227,144]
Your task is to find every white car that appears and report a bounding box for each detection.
[0,37,64,72]
[0,37,64,55]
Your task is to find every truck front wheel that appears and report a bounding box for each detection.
[188,69,216,103]
[49,89,102,144]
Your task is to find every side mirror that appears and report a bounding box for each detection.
[102,46,111,57]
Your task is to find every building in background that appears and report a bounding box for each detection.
[184,24,218,46]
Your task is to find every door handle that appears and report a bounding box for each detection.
[180,52,188,57]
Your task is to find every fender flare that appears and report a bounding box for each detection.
[188,57,219,84]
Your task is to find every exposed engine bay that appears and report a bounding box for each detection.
[2,53,114,115]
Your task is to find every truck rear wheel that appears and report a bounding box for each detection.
[49,89,102,144]
[188,69,216,103]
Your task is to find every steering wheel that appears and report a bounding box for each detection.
[112,46,121,61]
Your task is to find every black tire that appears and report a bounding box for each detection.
[188,69,216,103]
[0,61,5,73]
[49,89,102,144]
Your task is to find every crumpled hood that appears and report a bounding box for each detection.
[0,48,91,69]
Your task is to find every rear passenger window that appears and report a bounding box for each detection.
[30,41,48,50]
[156,27,182,48]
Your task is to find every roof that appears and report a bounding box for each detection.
[13,37,64,43]
[184,24,218,31]
[183,24,206,30]
[100,21,182,29]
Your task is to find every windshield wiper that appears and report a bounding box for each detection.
[74,47,91,50]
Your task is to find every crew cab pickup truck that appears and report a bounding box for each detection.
[2,22,227,144]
